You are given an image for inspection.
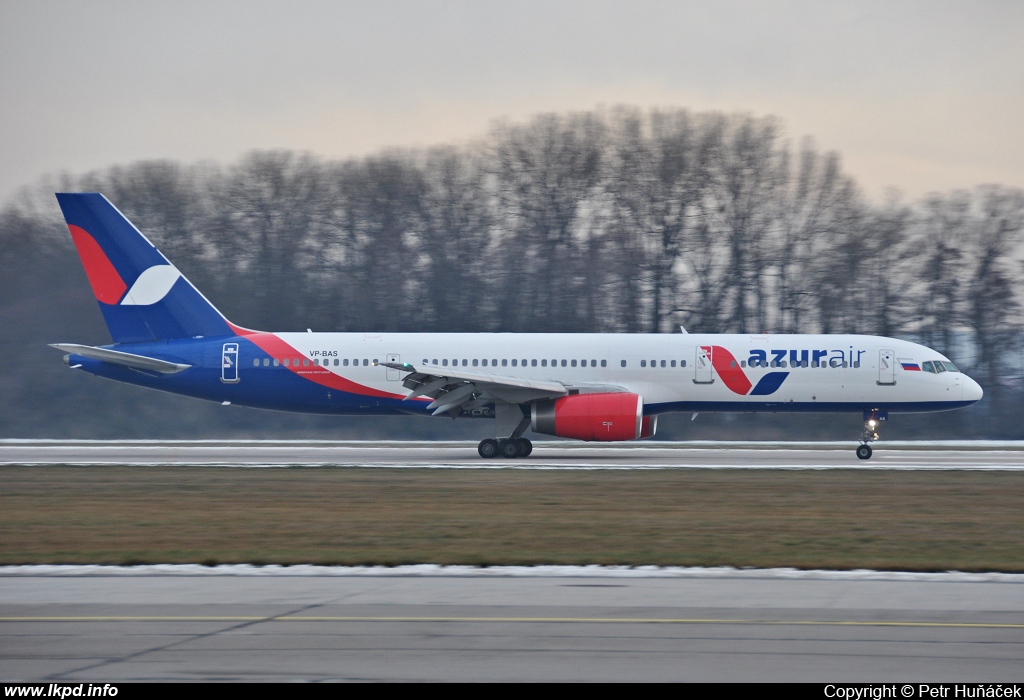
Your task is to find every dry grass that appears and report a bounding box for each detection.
[1,466,1022,570]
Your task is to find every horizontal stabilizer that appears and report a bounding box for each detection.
[50,343,191,374]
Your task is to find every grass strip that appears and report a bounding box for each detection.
[1,466,1022,571]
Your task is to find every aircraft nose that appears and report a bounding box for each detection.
[963,376,984,403]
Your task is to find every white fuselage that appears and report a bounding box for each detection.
[268,332,981,413]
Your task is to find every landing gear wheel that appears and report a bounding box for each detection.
[500,439,522,458]
[856,444,873,460]
[518,438,533,457]
[478,438,499,459]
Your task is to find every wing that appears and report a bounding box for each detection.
[378,361,569,416]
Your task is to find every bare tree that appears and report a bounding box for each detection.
[489,112,604,331]
[705,115,785,333]
[607,107,717,332]
[417,146,495,331]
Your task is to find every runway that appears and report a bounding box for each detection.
[3,439,1024,469]
[2,569,1023,682]
[4,441,1022,680]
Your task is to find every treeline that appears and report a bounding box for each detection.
[2,107,1023,438]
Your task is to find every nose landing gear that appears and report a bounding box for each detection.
[857,410,886,460]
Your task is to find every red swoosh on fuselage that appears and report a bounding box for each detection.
[228,324,406,400]
[702,345,753,395]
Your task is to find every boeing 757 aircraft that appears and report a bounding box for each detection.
[51,193,983,459]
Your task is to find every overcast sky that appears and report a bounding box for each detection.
[2,0,1022,205]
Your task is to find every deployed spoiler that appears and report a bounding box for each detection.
[50,343,191,374]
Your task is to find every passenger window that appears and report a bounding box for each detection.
[511,359,517,367]
[681,360,686,367]
[853,361,859,368]
[362,359,369,366]
[502,359,508,367]
[304,359,310,366]
[641,360,647,367]
[442,359,448,366]
[571,360,577,367]
[561,360,567,367]
[523,359,528,366]
[264,358,271,367]
[312,359,319,366]
[432,359,438,365]
[739,360,745,368]
[492,359,498,366]
[621,360,627,367]
[661,360,666,368]
[532,359,538,367]
[541,359,547,367]
[729,361,736,368]
[283,359,290,367]
[343,359,349,366]
[253,358,260,367]
[601,360,607,367]
[472,359,478,367]
[274,359,280,367]
[671,360,676,368]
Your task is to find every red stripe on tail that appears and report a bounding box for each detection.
[68,225,127,305]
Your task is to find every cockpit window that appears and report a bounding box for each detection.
[934,361,946,373]
[942,361,959,373]
[921,361,935,373]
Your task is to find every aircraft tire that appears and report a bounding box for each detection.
[500,439,522,459]
[856,444,873,460]
[478,439,499,459]
[518,438,533,457]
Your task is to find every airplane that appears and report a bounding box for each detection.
[51,193,984,460]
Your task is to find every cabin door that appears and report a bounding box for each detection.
[694,346,714,384]
[878,349,895,385]
[386,353,401,381]
[221,343,239,383]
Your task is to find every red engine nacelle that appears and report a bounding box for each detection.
[531,392,645,442]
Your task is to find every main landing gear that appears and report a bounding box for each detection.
[478,437,533,459]
[479,405,533,458]
[857,410,885,460]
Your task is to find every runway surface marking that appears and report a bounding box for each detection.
[4,615,1023,628]
[4,441,1024,469]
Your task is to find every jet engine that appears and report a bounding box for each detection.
[531,392,651,441]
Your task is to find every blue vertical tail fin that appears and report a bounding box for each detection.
[55,193,234,344]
